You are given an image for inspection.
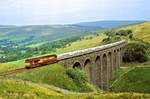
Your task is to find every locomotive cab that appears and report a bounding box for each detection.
[25,55,57,68]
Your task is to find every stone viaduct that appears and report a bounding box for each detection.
[57,40,127,90]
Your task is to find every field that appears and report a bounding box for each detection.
[0,77,149,99]
[0,25,99,46]
[116,21,150,42]
[0,22,150,98]
[0,34,107,72]
[110,60,150,93]
[0,34,106,93]
[9,64,98,92]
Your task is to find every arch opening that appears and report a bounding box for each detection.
[114,50,117,71]
[108,52,112,81]
[95,56,101,87]
[84,59,93,83]
[73,62,81,69]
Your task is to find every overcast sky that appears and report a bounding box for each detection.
[0,0,150,25]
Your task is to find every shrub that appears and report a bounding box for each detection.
[116,29,132,36]
[104,31,116,37]
[66,68,88,86]
[102,36,121,44]
[123,42,148,62]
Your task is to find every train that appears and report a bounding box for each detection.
[25,55,57,68]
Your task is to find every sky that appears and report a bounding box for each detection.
[0,0,150,25]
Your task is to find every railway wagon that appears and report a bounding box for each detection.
[25,55,57,68]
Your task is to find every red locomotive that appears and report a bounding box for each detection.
[25,55,57,68]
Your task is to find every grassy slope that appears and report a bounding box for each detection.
[116,21,150,42]
[0,34,106,93]
[0,77,150,99]
[9,64,97,92]
[110,67,150,93]
[0,25,98,45]
[0,22,150,96]
[0,77,62,99]
[0,34,107,72]
[110,58,150,93]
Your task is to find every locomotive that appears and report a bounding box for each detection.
[25,55,57,68]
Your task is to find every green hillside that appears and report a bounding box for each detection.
[0,77,149,99]
[0,22,150,98]
[0,25,99,46]
[116,21,150,42]
[0,25,102,63]
[110,67,150,93]
[10,64,98,93]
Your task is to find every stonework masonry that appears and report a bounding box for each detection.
[57,40,127,90]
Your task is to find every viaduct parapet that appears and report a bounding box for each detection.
[57,40,127,90]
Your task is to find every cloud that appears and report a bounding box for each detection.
[0,0,149,25]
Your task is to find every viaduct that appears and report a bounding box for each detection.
[57,40,127,90]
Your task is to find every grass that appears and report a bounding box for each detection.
[117,21,150,42]
[110,66,150,93]
[9,64,98,93]
[46,34,107,55]
[109,50,150,93]
[0,34,107,73]
[0,60,25,72]
[0,34,107,93]
[0,77,62,99]
[0,77,150,99]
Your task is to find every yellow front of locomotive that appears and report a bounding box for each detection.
[25,61,33,68]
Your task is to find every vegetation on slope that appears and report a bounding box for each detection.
[0,25,101,63]
[9,64,98,92]
[0,21,150,97]
[0,77,62,99]
[0,77,150,99]
[110,67,150,93]
[116,21,150,42]
[0,34,106,72]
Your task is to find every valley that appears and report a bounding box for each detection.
[0,21,150,99]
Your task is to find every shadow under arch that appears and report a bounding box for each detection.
[73,62,82,69]
[108,52,112,80]
[84,59,93,83]
[102,53,108,90]
[114,50,117,71]
[95,56,101,87]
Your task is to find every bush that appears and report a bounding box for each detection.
[66,68,88,87]
[116,29,132,36]
[123,42,148,62]
[104,31,116,37]
[102,36,121,44]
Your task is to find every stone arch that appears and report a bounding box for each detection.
[120,47,123,66]
[117,49,120,69]
[102,53,108,90]
[84,59,93,83]
[108,52,112,81]
[95,56,101,87]
[113,50,117,72]
[73,62,82,69]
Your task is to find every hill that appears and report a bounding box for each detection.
[0,77,149,99]
[0,21,150,98]
[110,67,150,93]
[10,64,98,93]
[75,20,144,28]
[0,25,102,63]
[116,21,150,42]
[0,25,99,46]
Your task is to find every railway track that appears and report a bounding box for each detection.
[0,62,58,76]
[0,68,28,76]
